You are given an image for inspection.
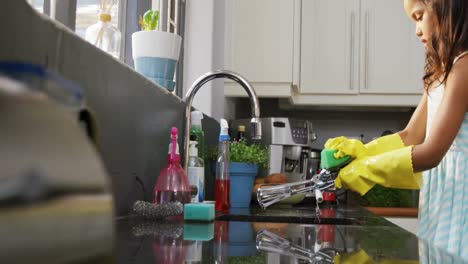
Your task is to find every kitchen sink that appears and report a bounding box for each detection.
[215,206,363,225]
[215,214,362,225]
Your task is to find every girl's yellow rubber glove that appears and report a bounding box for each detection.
[333,249,419,264]
[325,134,405,159]
[333,249,373,264]
[334,146,422,195]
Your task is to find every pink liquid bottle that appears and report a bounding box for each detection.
[154,127,191,205]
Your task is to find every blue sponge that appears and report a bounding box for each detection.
[184,222,214,241]
[184,203,215,221]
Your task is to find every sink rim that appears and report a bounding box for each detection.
[215,214,363,225]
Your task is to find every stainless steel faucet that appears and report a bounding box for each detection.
[183,70,262,170]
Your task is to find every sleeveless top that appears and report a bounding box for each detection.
[417,51,468,261]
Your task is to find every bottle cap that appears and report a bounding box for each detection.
[219,119,230,142]
[191,111,204,127]
[238,125,245,132]
[189,141,198,156]
[99,13,112,22]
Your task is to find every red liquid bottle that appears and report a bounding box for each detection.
[215,119,230,212]
[215,178,230,211]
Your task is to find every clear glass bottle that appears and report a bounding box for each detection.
[188,140,205,203]
[85,11,121,59]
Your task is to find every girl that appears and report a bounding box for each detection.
[325,0,467,259]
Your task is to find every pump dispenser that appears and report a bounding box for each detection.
[215,119,230,211]
[188,140,205,203]
[154,127,191,205]
[190,111,205,160]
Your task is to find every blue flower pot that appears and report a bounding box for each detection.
[210,162,258,208]
[227,221,256,256]
[230,162,258,208]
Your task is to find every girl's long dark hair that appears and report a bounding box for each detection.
[422,0,468,90]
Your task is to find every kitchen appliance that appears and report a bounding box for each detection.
[231,118,317,182]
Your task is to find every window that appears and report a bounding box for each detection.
[153,0,184,96]
[167,0,178,34]
[27,0,184,94]
[29,0,44,13]
[27,0,49,15]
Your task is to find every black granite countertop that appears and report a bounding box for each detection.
[113,204,467,263]
[2,200,467,263]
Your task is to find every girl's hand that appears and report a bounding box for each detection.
[334,146,422,195]
[324,136,366,159]
[325,133,406,159]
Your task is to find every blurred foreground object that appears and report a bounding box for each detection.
[0,63,109,203]
[0,64,114,263]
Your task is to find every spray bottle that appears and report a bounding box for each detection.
[153,127,191,205]
[215,119,230,211]
[188,140,205,203]
[190,111,205,161]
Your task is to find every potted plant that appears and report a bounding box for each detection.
[206,139,269,208]
[132,9,182,92]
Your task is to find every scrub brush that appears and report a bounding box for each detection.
[132,220,183,237]
[132,200,183,219]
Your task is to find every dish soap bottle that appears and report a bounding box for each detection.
[190,110,205,160]
[188,140,205,203]
[154,127,191,205]
[215,119,230,211]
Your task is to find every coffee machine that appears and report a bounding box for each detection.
[231,117,317,182]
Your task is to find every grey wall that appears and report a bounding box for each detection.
[232,98,414,148]
[183,0,225,121]
[0,0,219,216]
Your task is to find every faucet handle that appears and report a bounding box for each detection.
[250,118,262,140]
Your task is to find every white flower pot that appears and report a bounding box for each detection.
[132,31,182,91]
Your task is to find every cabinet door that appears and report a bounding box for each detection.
[300,0,359,94]
[360,0,425,94]
[224,0,294,83]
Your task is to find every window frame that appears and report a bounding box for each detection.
[152,0,185,97]
[27,0,51,15]
[30,0,185,96]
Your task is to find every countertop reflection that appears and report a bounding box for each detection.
[0,194,115,264]
[114,205,467,263]
[2,200,467,264]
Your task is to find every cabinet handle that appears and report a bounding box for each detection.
[349,12,355,91]
[364,11,369,90]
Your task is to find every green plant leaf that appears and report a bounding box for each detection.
[359,185,417,207]
[142,10,159,30]
[205,139,269,169]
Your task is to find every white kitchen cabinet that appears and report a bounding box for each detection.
[299,0,359,94]
[360,0,424,94]
[224,0,425,106]
[296,0,425,106]
[223,0,297,98]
